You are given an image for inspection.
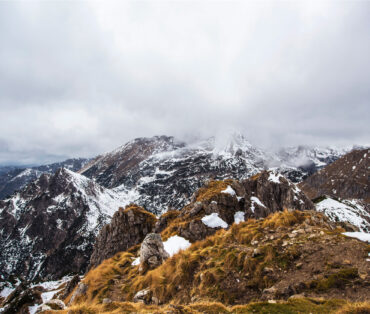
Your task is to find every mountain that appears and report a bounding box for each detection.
[298,148,370,232]
[275,145,348,182]
[299,148,369,201]
[0,168,124,282]
[81,134,345,214]
[0,158,90,200]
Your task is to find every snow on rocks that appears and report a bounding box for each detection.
[163,235,191,257]
[221,186,236,196]
[343,232,370,243]
[234,211,245,224]
[316,198,369,232]
[250,196,266,213]
[268,171,283,184]
[201,213,228,228]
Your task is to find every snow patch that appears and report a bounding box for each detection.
[234,211,245,224]
[163,235,191,257]
[343,232,370,243]
[268,172,283,184]
[201,213,228,228]
[250,196,266,213]
[221,186,236,196]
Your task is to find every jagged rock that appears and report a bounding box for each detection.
[2,283,43,314]
[68,282,88,305]
[139,233,169,272]
[164,171,314,244]
[89,205,156,269]
[154,210,180,233]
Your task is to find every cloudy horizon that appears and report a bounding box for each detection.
[0,1,369,165]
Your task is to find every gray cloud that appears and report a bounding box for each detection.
[0,1,369,165]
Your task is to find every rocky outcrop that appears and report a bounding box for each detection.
[89,205,157,269]
[1,283,43,314]
[299,148,369,202]
[162,171,314,242]
[0,168,124,281]
[139,233,169,273]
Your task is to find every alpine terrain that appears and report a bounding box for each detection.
[0,135,368,314]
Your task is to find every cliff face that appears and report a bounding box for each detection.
[89,205,157,269]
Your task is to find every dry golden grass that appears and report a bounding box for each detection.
[50,299,370,314]
[195,180,233,202]
[67,210,367,311]
[122,204,157,224]
[335,301,370,314]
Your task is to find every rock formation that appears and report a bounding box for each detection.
[89,205,157,269]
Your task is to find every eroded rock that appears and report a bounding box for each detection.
[139,233,169,272]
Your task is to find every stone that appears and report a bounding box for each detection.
[139,233,169,272]
[102,298,112,304]
[252,248,262,257]
[133,289,152,304]
[45,299,66,310]
[68,282,88,305]
[262,286,277,300]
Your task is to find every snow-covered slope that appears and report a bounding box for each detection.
[0,168,124,281]
[315,197,370,232]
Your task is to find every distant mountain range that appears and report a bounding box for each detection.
[0,158,90,199]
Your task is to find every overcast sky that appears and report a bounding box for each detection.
[0,1,369,165]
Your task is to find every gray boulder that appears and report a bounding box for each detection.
[139,233,169,273]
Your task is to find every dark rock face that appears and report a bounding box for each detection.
[89,205,157,269]
[299,148,370,202]
[0,158,89,200]
[0,168,122,281]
